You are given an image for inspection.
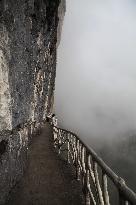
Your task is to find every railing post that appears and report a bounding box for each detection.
[67,133,70,163]
[93,161,104,205]
[118,178,128,205]
[81,146,86,194]
[58,129,61,154]
[84,151,90,205]
[53,127,57,148]
[102,172,110,205]
[76,139,80,180]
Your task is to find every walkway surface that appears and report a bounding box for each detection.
[6,123,84,205]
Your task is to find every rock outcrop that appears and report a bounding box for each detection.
[0,0,65,203]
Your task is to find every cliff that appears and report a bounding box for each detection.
[0,0,65,203]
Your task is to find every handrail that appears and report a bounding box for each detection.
[52,124,136,205]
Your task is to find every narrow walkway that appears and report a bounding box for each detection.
[6,123,84,205]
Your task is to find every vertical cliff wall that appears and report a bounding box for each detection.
[0,0,65,204]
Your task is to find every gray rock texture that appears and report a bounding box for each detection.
[0,0,65,203]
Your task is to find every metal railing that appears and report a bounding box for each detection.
[52,125,136,205]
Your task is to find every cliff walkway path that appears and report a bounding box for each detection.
[6,123,84,205]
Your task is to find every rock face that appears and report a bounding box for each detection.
[0,0,65,204]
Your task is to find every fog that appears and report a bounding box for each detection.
[55,0,136,188]
[55,0,136,143]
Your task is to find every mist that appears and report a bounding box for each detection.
[55,0,136,189]
[55,0,136,143]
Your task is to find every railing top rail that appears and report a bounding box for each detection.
[53,125,136,204]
